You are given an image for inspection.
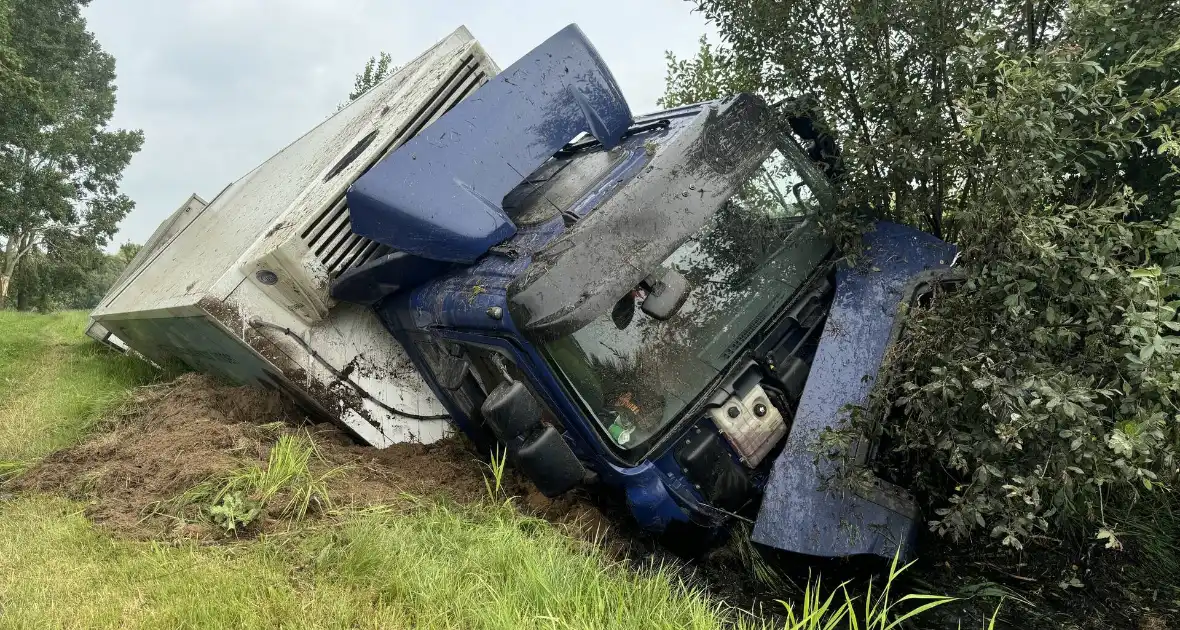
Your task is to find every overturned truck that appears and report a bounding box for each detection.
[89,24,957,560]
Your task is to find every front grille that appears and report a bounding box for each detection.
[301,53,490,276]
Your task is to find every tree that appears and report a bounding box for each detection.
[679,0,1180,241]
[9,237,130,311]
[665,0,1180,557]
[114,241,140,265]
[343,51,395,106]
[0,0,143,308]
[658,36,759,109]
[0,0,28,98]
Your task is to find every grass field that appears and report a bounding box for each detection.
[0,311,964,629]
[0,311,159,468]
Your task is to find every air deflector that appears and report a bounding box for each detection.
[346,24,634,264]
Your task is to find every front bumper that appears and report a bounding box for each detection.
[752,222,957,560]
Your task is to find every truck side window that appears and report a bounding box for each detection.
[464,345,525,393]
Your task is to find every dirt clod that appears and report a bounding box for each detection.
[14,374,609,542]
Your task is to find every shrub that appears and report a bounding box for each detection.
[878,199,1180,546]
[669,0,1180,552]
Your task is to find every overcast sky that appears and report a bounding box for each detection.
[81,1,712,249]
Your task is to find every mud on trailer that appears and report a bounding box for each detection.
[90,24,957,560]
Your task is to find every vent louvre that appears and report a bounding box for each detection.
[300,54,489,277]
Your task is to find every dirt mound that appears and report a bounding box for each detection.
[14,373,610,541]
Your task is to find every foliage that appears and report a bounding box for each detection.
[180,433,341,531]
[682,0,1180,239]
[0,0,142,307]
[343,51,396,106]
[667,0,1180,565]
[113,241,139,265]
[8,239,136,311]
[207,491,262,532]
[658,36,760,110]
[0,0,32,100]
[868,4,1180,549]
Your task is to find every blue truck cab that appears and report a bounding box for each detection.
[332,25,957,559]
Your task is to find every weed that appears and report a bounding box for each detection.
[731,522,794,593]
[180,433,343,528]
[1113,491,1180,601]
[849,550,957,628]
[0,460,26,483]
[482,444,508,502]
[742,550,1004,630]
[207,491,263,532]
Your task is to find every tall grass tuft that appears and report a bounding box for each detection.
[731,522,794,593]
[0,459,27,483]
[731,549,1002,630]
[482,444,509,503]
[180,433,343,530]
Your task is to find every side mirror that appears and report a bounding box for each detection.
[479,380,591,498]
[481,381,543,440]
[640,268,689,320]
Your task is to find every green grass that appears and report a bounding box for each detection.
[0,310,977,629]
[0,311,159,465]
[0,495,740,630]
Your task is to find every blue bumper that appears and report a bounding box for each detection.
[752,222,956,560]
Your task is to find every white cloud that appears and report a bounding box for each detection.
[83,0,712,248]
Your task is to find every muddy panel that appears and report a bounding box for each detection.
[100,314,333,421]
[752,222,957,560]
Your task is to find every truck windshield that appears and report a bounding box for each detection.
[542,145,828,450]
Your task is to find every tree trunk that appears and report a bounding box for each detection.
[0,237,15,310]
[0,230,33,310]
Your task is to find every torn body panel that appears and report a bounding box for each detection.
[752,222,957,559]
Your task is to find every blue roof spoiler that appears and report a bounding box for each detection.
[347,24,634,264]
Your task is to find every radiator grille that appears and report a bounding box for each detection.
[301,54,489,276]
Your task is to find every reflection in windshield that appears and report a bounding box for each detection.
[544,146,824,449]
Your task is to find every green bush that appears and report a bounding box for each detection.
[669,0,1180,555]
[867,3,1180,548]
[880,200,1180,546]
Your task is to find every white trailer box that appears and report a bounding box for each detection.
[86,193,207,352]
[89,27,500,447]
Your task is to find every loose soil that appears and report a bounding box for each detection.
[3,374,825,627]
[8,372,1176,628]
[13,374,612,543]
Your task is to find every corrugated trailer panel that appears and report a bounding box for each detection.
[89,26,501,447]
